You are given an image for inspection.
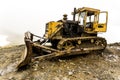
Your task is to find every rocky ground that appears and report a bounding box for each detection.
[0,43,120,80]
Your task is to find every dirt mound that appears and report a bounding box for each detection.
[0,43,120,80]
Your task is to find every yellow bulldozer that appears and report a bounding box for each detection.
[17,7,108,69]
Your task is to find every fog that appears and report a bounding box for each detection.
[0,0,120,46]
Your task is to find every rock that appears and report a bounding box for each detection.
[105,54,119,62]
[62,77,70,80]
[58,59,65,62]
[0,63,17,76]
[70,62,75,65]
[53,76,60,80]
[68,71,73,75]
[83,71,91,75]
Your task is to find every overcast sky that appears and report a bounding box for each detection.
[0,0,120,45]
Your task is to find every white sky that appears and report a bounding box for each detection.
[0,0,120,46]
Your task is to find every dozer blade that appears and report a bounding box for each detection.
[16,40,33,69]
[16,32,34,69]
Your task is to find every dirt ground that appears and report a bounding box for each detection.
[0,43,120,80]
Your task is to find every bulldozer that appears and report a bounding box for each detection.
[17,7,108,69]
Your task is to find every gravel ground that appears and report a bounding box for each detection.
[0,43,120,80]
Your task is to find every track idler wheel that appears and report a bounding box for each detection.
[95,38,107,48]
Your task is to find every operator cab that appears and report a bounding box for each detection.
[73,7,108,33]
